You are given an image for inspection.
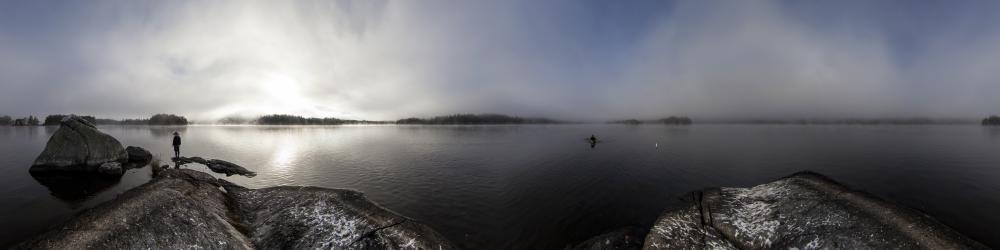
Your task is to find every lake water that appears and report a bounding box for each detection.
[1,124,999,248]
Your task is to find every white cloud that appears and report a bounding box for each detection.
[1,0,999,121]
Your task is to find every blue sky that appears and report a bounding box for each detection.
[1,0,999,121]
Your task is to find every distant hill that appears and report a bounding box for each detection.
[396,114,559,124]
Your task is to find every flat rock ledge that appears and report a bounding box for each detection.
[173,156,257,177]
[13,169,455,250]
[640,172,988,249]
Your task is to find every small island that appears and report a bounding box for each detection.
[983,116,1000,126]
[608,119,642,125]
[396,114,559,124]
[607,116,693,125]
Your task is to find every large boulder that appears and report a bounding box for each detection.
[14,169,455,249]
[125,146,152,164]
[642,172,988,249]
[30,115,128,172]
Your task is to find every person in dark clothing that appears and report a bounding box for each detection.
[172,132,182,158]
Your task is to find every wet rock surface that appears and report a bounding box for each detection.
[125,146,152,164]
[642,172,988,249]
[30,115,127,172]
[173,156,257,177]
[96,162,122,176]
[14,169,251,250]
[15,169,454,249]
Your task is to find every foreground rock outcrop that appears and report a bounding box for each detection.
[642,172,987,249]
[14,169,454,249]
[225,185,454,249]
[30,115,128,172]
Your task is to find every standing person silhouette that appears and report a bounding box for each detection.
[172,132,182,158]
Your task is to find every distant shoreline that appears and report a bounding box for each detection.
[4,113,994,126]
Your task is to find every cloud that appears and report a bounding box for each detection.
[1,0,999,121]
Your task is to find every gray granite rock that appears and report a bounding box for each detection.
[30,115,127,172]
[207,159,256,177]
[15,169,454,249]
[173,156,256,177]
[13,169,251,249]
[642,172,988,249]
[224,185,455,249]
[125,146,152,164]
[96,162,122,176]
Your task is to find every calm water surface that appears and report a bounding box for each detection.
[1,125,999,248]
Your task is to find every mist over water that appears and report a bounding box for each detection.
[2,125,1000,248]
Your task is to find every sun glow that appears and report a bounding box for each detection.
[271,142,297,169]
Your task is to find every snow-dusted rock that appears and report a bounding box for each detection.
[224,185,455,249]
[14,169,454,249]
[642,172,988,249]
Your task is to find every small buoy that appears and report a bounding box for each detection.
[655,143,658,148]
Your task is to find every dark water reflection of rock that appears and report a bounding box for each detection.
[29,173,122,202]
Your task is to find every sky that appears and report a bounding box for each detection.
[1,0,999,121]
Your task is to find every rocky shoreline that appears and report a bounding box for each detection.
[14,168,455,249]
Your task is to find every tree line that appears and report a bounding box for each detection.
[0,114,188,126]
[607,116,693,125]
[396,114,559,124]
[218,114,391,125]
